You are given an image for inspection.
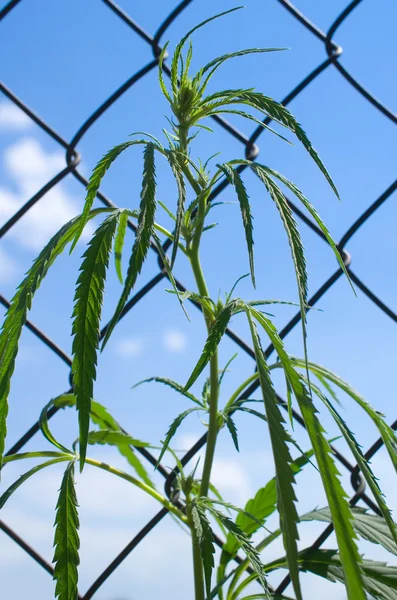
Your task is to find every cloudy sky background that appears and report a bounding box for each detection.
[0,0,396,598]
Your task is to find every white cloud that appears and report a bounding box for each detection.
[163,329,187,353]
[0,102,32,131]
[114,336,144,358]
[0,137,89,250]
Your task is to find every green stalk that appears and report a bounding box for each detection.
[187,502,206,600]
[189,212,219,498]
[85,457,188,523]
[179,122,220,598]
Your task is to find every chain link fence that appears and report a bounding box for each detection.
[0,0,396,598]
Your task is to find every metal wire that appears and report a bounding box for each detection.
[0,0,396,597]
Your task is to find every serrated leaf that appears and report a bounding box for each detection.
[207,109,292,144]
[151,230,189,320]
[158,407,200,465]
[255,165,353,291]
[310,382,397,548]
[101,143,157,349]
[217,165,255,287]
[86,430,150,448]
[0,207,114,468]
[242,324,366,599]
[293,387,366,600]
[191,502,216,598]
[114,210,129,284]
[196,48,286,95]
[53,394,154,488]
[71,211,120,470]
[165,150,186,267]
[53,462,80,600]
[0,457,70,509]
[70,140,154,252]
[302,507,397,556]
[245,308,302,600]
[295,549,397,600]
[252,166,309,410]
[294,359,397,477]
[184,300,240,392]
[237,91,339,198]
[224,415,239,451]
[133,376,202,406]
[205,503,271,598]
[158,42,172,103]
[223,448,314,557]
[39,399,72,454]
[170,7,243,96]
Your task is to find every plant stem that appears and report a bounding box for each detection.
[187,503,206,600]
[85,457,188,523]
[188,198,219,499]
[180,122,219,599]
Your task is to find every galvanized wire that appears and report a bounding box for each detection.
[0,0,396,597]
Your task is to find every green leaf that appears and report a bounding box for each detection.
[158,42,172,103]
[245,308,302,600]
[309,382,397,548]
[184,300,240,392]
[237,91,339,198]
[133,376,202,406]
[208,109,292,144]
[205,502,271,598]
[197,48,286,94]
[151,231,189,320]
[224,415,239,451]
[295,549,397,600]
[114,210,129,284]
[53,394,155,488]
[224,448,315,557]
[217,165,255,287]
[39,399,72,454]
[191,502,216,598]
[53,462,80,600]
[165,150,186,267]
[293,387,366,600]
[255,165,353,291]
[101,143,157,349]
[170,7,244,96]
[71,211,120,470]
[158,407,200,466]
[302,507,397,556]
[251,167,309,409]
[293,359,397,477]
[242,328,365,599]
[219,353,238,386]
[0,457,70,509]
[0,207,113,467]
[70,140,154,252]
[86,430,151,448]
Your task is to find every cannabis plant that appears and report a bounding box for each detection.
[1,8,397,600]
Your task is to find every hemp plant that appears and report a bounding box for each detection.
[1,7,397,600]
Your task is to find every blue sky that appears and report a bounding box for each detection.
[0,1,396,599]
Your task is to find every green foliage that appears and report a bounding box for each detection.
[53,462,80,600]
[1,10,396,600]
[71,211,121,470]
[0,207,113,467]
[292,549,397,600]
[191,501,217,598]
[302,507,397,556]
[53,394,154,488]
[246,309,302,600]
[101,144,158,348]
